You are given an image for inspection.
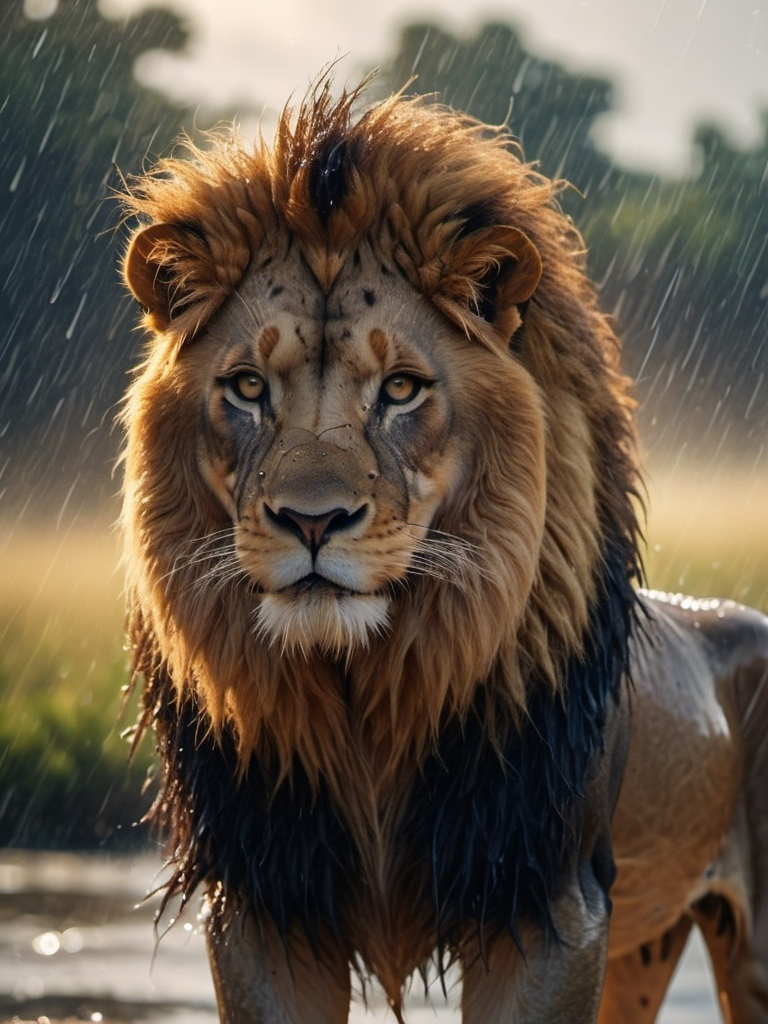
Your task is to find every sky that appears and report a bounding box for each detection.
[32,0,768,174]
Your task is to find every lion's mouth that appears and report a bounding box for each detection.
[291,572,353,596]
[283,572,400,603]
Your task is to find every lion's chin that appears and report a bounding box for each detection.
[256,590,390,656]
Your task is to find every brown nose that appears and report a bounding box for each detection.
[265,504,368,555]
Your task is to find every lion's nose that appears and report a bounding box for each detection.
[265,503,368,555]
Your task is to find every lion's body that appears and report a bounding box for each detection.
[605,593,768,1022]
[119,82,768,1021]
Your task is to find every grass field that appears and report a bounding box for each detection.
[0,516,151,849]
[642,462,768,609]
[1,461,766,849]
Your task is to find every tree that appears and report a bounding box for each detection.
[381,22,614,201]
[0,0,193,510]
[583,118,768,454]
[377,22,767,457]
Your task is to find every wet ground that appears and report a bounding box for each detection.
[0,850,720,1023]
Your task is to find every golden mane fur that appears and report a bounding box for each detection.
[120,78,640,927]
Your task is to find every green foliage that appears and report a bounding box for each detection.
[383,22,613,192]
[0,0,193,852]
[0,0,193,508]
[1,5,764,488]
[378,22,768,457]
[582,123,768,455]
[0,621,153,848]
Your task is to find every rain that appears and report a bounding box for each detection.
[1,0,766,1020]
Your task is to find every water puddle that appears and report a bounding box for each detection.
[0,851,718,1022]
[0,851,215,1023]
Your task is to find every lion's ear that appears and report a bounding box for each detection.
[123,221,219,334]
[469,226,542,341]
[479,226,541,312]
[429,224,542,344]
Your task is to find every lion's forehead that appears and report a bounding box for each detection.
[220,240,442,380]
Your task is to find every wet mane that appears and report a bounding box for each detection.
[120,79,642,1001]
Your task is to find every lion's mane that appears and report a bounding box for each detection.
[120,80,641,1002]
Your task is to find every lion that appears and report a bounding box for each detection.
[119,79,768,1022]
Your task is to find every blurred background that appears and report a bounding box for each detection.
[0,0,765,1018]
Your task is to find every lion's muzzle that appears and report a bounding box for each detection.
[261,428,375,558]
[241,428,392,652]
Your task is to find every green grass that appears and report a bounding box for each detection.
[0,462,765,849]
[0,521,153,849]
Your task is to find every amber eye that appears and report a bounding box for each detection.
[381,373,422,405]
[230,372,265,402]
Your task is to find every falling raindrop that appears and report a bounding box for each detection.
[9,156,27,192]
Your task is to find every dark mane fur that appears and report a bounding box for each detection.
[139,521,638,974]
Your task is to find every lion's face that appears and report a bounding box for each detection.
[120,88,639,777]
[179,238,541,655]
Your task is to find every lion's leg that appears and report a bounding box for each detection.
[460,861,610,1023]
[598,917,693,1023]
[694,654,768,1023]
[693,893,768,1024]
[206,899,351,1024]
[460,686,629,1022]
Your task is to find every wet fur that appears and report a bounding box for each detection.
[121,80,646,1013]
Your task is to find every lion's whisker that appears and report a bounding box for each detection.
[193,555,247,592]
[231,285,269,330]
[157,528,238,583]
[400,529,502,586]
[402,522,486,553]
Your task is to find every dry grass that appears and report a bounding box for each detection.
[1,461,765,664]
[642,462,768,611]
[0,513,126,703]
[0,518,123,640]
[0,518,125,705]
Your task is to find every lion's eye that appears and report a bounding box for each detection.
[230,372,266,402]
[381,373,422,405]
